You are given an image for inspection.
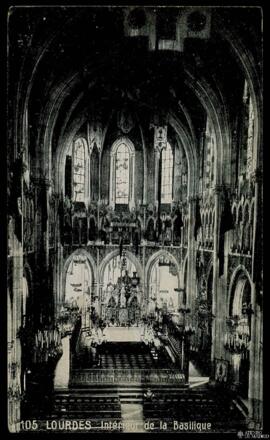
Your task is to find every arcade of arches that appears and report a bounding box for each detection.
[7,6,263,434]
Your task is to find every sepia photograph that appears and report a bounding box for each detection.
[6,4,264,435]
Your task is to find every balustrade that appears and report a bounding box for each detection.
[70,368,185,385]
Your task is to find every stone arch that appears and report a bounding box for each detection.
[227,266,253,400]
[99,249,143,285]
[182,70,231,188]
[145,250,181,298]
[110,136,135,156]
[216,22,262,172]
[61,248,97,306]
[169,113,198,198]
[228,265,252,316]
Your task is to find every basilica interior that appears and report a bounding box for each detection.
[7,6,263,434]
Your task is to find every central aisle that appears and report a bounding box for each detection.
[121,403,146,432]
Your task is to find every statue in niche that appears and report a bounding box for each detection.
[156,217,163,242]
[72,217,80,244]
[81,218,87,244]
[120,286,127,308]
[145,218,155,241]
[63,196,72,243]
[173,209,183,243]
[164,218,172,243]
[89,217,97,241]
[99,215,110,243]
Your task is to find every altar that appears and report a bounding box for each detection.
[102,253,142,325]
[103,325,143,342]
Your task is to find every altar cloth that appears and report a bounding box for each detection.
[103,326,144,342]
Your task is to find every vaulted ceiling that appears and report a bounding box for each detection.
[8,6,262,161]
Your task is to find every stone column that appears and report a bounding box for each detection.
[8,230,23,432]
[211,186,229,371]
[109,154,116,210]
[186,196,197,313]
[55,242,63,318]
[98,151,101,203]
[141,244,147,315]
[96,248,101,316]
[154,148,161,209]
[248,169,263,429]
[96,281,102,319]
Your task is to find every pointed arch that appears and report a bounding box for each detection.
[99,249,143,285]
[109,137,135,209]
[228,265,252,316]
[61,249,97,306]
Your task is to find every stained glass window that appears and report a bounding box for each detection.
[115,143,129,204]
[73,138,85,202]
[246,94,254,179]
[161,142,173,203]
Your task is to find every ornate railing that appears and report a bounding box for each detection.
[70,368,185,385]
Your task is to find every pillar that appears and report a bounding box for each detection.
[211,186,229,372]
[248,169,263,429]
[186,196,197,313]
[154,147,161,208]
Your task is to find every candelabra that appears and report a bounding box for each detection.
[57,302,80,335]
[224,315,250,355]
[33,328,63,364]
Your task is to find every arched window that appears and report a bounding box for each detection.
[110,137,135,209]
[161,142,173,203]
[73,138,86,202]
[115,143,130,204]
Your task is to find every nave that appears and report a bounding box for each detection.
[7,5,263,434]
[21,322,246,433]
